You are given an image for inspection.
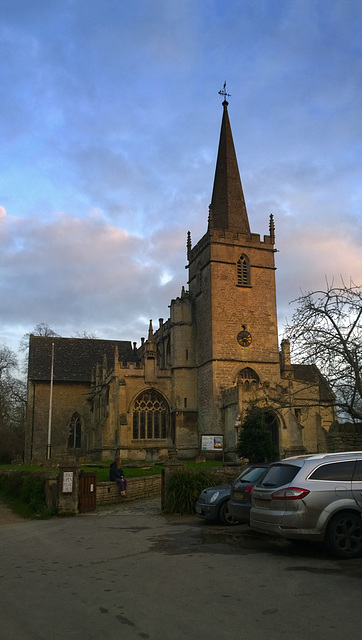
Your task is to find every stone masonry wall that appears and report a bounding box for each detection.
[97,475,162,506]
[96,466,242,507]
[27,380,91,462]
[326,432,362,453]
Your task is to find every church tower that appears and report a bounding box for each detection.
[25,93,336,464]
[187,97,280,449]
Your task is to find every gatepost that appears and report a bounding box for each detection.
[58,462,81,515]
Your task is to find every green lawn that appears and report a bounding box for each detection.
[0,459,223,483]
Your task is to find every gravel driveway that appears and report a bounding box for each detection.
[0,499,25,526]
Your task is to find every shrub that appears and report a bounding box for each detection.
[0,470,52,518]
[236,403,279,462]
[163,467,218,515]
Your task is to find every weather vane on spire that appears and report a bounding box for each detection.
[218,81,231,102]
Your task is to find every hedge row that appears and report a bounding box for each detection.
[0,470,54,518]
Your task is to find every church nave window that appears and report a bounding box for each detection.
[132,390,169,440]
[68,413,82,449]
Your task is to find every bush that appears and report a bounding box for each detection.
[236,403,279,462]
[163,467,218,515]
[0,470,53,518]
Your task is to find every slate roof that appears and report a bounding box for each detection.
[28,336,136,383]
[291,364,334,402]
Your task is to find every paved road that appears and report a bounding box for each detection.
[0,497,361,639]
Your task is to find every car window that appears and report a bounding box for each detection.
[235,466,267,483]
[258,464,299,488]
[352,460,362,482]
[309,461,355,481]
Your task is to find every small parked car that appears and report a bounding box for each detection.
[250,451,362,558]
[196,464,269,526]
[228,463,269,523]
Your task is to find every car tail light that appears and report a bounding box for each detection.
[245,485,253,495]
[271,487,310,500]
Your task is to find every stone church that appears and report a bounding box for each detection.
[25,99,335,463]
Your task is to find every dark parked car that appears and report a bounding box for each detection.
[196,464,269,526]
[227,464,269,523]
[250,452,362,558]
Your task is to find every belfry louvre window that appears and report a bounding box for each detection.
[237,255,251,286]
[132,390,168,440]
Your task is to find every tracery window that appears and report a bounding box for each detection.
[238,367,259,382]
[237,254,251,286]
[132,390,169,440]
[68,413,82,449]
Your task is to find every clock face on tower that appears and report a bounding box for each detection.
[237,329,252,347]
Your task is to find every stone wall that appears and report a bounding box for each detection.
[326,422,362,453]
[26,380,91,462]
[211,465,244,483]
[97,466,243,508]
[97,475,162,506]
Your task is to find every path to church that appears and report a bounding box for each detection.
[1,497,361,640]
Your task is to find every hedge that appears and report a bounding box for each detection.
[0,470,55,518]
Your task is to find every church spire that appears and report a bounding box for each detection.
[209,96,250,235]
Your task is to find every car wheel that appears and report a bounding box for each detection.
[325,511,362,559]
[219,501,240,526]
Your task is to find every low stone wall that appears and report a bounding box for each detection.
[326,432,362,453]
[210,465,244,483]
[96,465,244,508]
[326,422,362,453]
[97,475,162,506]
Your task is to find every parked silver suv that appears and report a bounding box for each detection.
[250,452,362,558]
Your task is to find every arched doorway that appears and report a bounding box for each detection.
[263,411,279,450]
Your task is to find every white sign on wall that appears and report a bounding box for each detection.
[62,471,74,493]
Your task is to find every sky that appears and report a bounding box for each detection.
[1,0,362,363]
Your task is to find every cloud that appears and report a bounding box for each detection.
[276,228,362,333]
[0,0,362,356]
[0,209,187,349]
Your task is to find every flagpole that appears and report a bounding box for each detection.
[47,342,55,460]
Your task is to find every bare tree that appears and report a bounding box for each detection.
[0,344,26,461]
[284,282,362,422]
[19,323,60,354]
[0,344,18,379]
[71,330,99,339]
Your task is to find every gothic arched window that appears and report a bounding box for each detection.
[68,413,82,449]
[238,368,259,386]
[237,254,251,286]
[132,390,169,440]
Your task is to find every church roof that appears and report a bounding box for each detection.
[28,336,135,383]
[210,100,250,234]
[292,364,334,402]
